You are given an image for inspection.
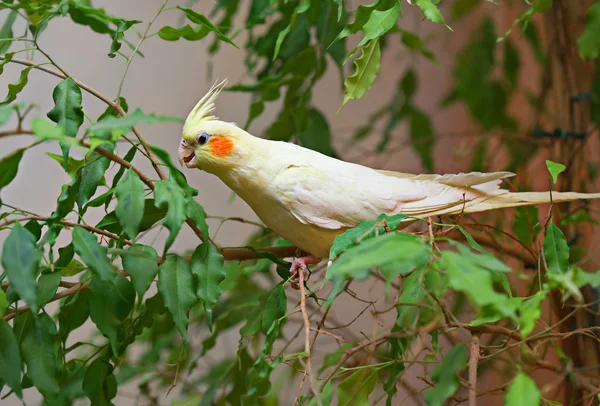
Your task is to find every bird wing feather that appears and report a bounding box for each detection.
[272,164,428,229]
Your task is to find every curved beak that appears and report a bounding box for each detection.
[178,140,196,168]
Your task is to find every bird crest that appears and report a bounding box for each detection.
[184,79,228,129]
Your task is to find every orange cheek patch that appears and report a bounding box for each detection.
[208,136,234,157]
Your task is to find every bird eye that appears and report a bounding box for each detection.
[197,132,210,145]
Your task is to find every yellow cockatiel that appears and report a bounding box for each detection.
[178,80,600,281]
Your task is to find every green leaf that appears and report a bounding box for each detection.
[320,343,353,373]
[519,291,546,337]
[513,206,540,246]
[452,0,479,19]
[0,67,32,105]
[0,289,7,317]
[273,1,309,60]
[37,272,61,306]
[337,367,378,406]
[82,358,117,406]
[545,160,565,184]
[0,319,22,398]
[261,284,286,333]
[57,290,90,343]
[154,180,188,252]
[423,344,468,406]
[297,108,337,157]
[121,244,159,300]
[115,169,145,239]
[340,38,380,111]
[157,24,209,41]
[412,0,447,25]
[578,3,600,60]
[0,149,23,190]
[86,108,182,135]
[191,243,225,330]
[1,223,41,313]
[186,200,210,240]
[77,145,114,209]
[442,249,515,321]
[544,223,569,274]
[327,232,431,290]
[158,255,198,343]
[177,6,238,48]
[46,78,84,168]
[409,107,435,171]
[20,313,60,400]
[0,10,17,53]
[72,227,115,282]
[358,0,401,46]
[96,199,166,234]
[88,274,135,354]
[150,145,199,198]
[506,372,541,406]
[504,39,520,89]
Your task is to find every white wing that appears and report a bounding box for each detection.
[272,163,428,229]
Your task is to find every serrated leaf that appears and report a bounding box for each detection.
[88,274,135,354]
[20,313,60,400]
[46,78,84,168]
[115,169,145,239]
[121,244,159,300]
[82,358,117,406]
[158,255,198,343]
[72,227,115,282]
[37,272,61,306]
[578,3,600,60]
[546,160,565,184]
[191,243,225,330]
[340,38,380,111]
[0,319,22,398]
[423,344,467,406]
[261,284,286,333]
[177,6,238,48]
[153,180,188,252]
[0,149,23,189]
[0,67,32,105]
[1,223,41,313]
[506,372,541,406]
[337,367,378,406]
[544,223,569,274]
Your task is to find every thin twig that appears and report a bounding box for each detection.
[116,0,169,101]
[296,270,322,406]
[469,334,480,406]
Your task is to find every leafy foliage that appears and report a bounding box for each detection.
[0,0,599,404]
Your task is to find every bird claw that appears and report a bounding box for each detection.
[288,256,321,290]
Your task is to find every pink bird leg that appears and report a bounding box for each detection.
[289,255,321,290]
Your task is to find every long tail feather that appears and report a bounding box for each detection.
[435,191,600,217]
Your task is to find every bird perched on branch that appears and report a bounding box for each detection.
[179,80,600,285]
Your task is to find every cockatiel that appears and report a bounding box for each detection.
[178,80,600,282]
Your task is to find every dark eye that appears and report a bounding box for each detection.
[197,132,210,145]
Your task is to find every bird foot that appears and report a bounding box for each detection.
[289,256,321,290]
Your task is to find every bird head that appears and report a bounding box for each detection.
[179,79,246,174]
